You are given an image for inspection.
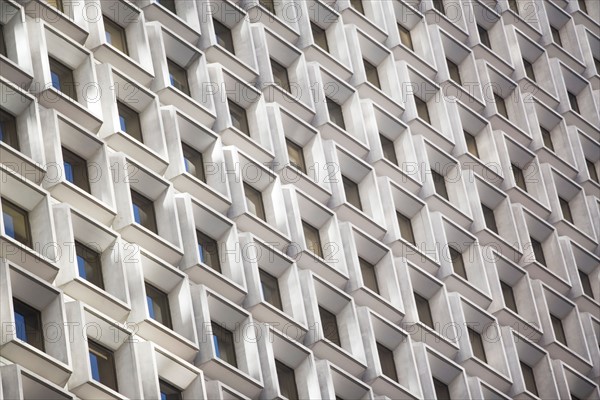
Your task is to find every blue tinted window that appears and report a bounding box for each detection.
[119,115,126,132]
[51,71,61,91]
[132,203,142,224]
[146,294,155,319]
[64,161,74,183]
[77,254,87,279]
[213,334,220,357]
[14,311,27,341]
[3,211,14,238]
[198,244,205,263]
[105,31,112,45]
[0,122,5,141]
[89,351,100,381]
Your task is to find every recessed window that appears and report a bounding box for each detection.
[350,0,365,14]
[212,322,237,367]
[550,314,567,345]
[104,17,128,55]
[567,91,580,114]
[446,58,461,85]
[117,101,143,142]
[319,306,341,346]
[414,292,434,329]
[275,360,299,400]
[46,0,64,12]
[550,26,562,47]
[182,142,205,182]
[578,0,588,13]
[244,182,266,221]
[380,134,398,165]
[468,327,487,363]
[75,241,104,289]
[0,109,19,150]
[311,22,329,52]
[2,198,31,247]
[477,24,491,48]
[259,269,282,310]
[259,0,276,14]
[433,377,451,400]
[0,24,6,57]
[512,163,527,191]
[159,379,182,400]
[432,170,449,201]
[579,270,594,299]
[88,340,118,391]
[13,298,44,351]
[363,59,381,89]
[271,58,290,93]
[432,0,445,14]
[145,282,172,329]
[481,204,498,234]
[450,247,467,280]
[326,97,346,130]
[559,197,573,224]
[342,175,362,211]
[131,190,157,234]
[415,96,431,124]
[586,159,598,183]
[494,92,508,119]
[62,147,90,193]
[213,19,234,54]
[530,237,546,266]
[157,0,177,14]
[228,99,250,136]
[500,281,518,313]
[396,211,416,245]
[359,257,379,294]
[286,138,306,173]
[540,126,554,151]
[168,59,190,96]
[523,58,536,81]
[520,361,538,396]
[398,23,413,50]
[49,57,77,101]
[594,57,600,74]
[508,0,519,14]
[377,342,397,382]
[197,230,221,272]
[303,221,323,258]
[464,131,479,158]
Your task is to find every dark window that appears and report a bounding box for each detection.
[271,59,290,93]
[579,270,594,299]
[415,96,431,124]
[158,0,176,14]
[482,204,498,234]
[182,142,205,182]
[49,57,77,100]
[432,0,445,14]
[449,247,467,280]
[197,230,221,272]
[13,298,44,351]
[363,59,381,89]
[63,147,90,193]
[594,57,600,75]
[350,0,364,14]
[326,97,346,130]
[500,281,518,313]
[244,182,266,221]
[311,22,329,52]
[117,101,143,142]
[415,292,434,328]
[550,314,567,345]
[512,163,527,191]
[131,190,157,234]
[559,197,573,224]
[433,377,451,400]
[286,139,306,173]
[88,340,118,391]
[342,175,362,211]
[586,159,598,183]
[446,58,461,85]
[213,19,234,54]
[228,99,250,135]
[168,59,190,96]
[275,360,299,400]
[520,361,538,396]
[319,306,341,346]
[104,17,128,55]
[259,0,276,14]
[359,257,379,294]
[468,327,487,363]
[494,92,508,119]
[508,0,519,14]
[0,24,6,57]
[551,26,562,47]
[568,91,580,114]
[0,109,19,150]
[75,241,104,289]
[540,126,554,151]
[303,221,323,258]
[47,0,64,12]
[259,269,283,310]
[159,379,182,400]
[212,322,237,367]
[398,24,413,50]
[432,170,449,200]
[464,131,479,158]
[145,282,172,329]
[397,211,416,245]
[478,24,491,48]
[2,198,31,247]
[578,0,587,13]
[380,134,398,165]
[530,237,546,266]
[523,58,536,81]
[377,342,397,382]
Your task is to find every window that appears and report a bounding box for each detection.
[512,163,527,191]
[104,17,128,55]
[363,59,381,89]
[117,101,143,142]
[158,0,177,14]
[500,281,518,313]
[326,97,346,130]
[414,292,434,328]
[398,24,413,50]
[508,0,519,14]
[342,175,362,210]
[212,322,237,367]
[13,298,44,351]
[197,230,221,272]
[550,314,567,345]
[380,134,398,165]
[319,306,341,346]
[578,0,588,13]
[523,58,536,81]
[271,58,290,93]
[259,269,283,310]
[481,204,498,234]
[540,126,554,151]
[244,182,266,221]
[446,58,461,85]
[0,109,19,150]
[159,380,182,400]
[579,270,594,299]
[432,170,449,200]
[586,159,598,183]
[468,328,487,363]
[530,237,546,266]
[432,0,445,14]
[286,139,306,173]
[63,147,90,193]
[168,59,190,96]
[259,0,276,14]
[433,377,451,400]
[594,57,600,74]
[478,24,491,48]
[49,57,77,100]
[397,212,416,245]
[551,26,562,47]
[494,92,508,119]
[350,0,364,14]
[2,198,31,247]
[449,247,467,280]
[0,24,6,57]
[182,142,205,182]
[303,221,323,258]
[213,19,234,54]
[88,340,118,391]
[275,360,299,400]
[145,282,172,329]
[131,190,157,234]
[228,99,250,135]
[520,361,538,396]
[75,241,104,289]
[359,257,379,294]
[567,91,580,114]
[415,96,431,124]
[377,342,397,382]
[559,197,573,224]
[46,0,64,12]
[311,22,329,52]
[464,131,479,158]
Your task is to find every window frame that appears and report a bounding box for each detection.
[432,170,449,201]
[523,58,536,82]
[363,58,381,89]
[311,21,329,52]
[131,190,158,234]
[446,58,461,85]
[2,197,32,247]
[159,379,183,400]
[500,281,518,313]
[0,108,20,151]
[464,130,479,158]
[520,361,539,396]
[359,257,379,294]
[212,321,238,367]
[414,292,434,329]
[167,59,190,96]
[103,16,129,55]
[75,241,104,289]
[243,182,266,221]
[145,281,173,329]
[377,342,398,382]
[326,97,346,130]
[13,297,44,351]
[117,100,144,143]
[259,268,283,310]
[481,204,498,234]
[286,138,306,173]
[62,147,91,193]
[275,359,299,400]
[228,99,250,136]
[530,237,546,266]
[415,96,431,124]
[49,56,77,101]
[558,197,573,224]
[318,305,341,347]
[342,175,362,211]
[303,221,323,258]
[88,339,119,392]
[468,327,487,363]
[396,211,416,245]
[477,24,491,48]
[398,23,413,51]
[550,314,567,345]
[449,246,467,280]
[271,58,291,93]
[213,19,235,54]
[197,230,221,272]
[181,142,206,182]
[380,134,398,165]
